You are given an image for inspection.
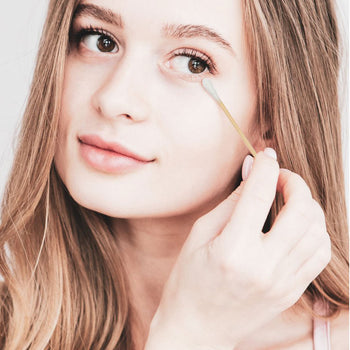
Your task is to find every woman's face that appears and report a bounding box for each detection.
[54,0,259,218]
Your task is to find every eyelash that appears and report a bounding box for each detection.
[70,25,217,74]
[172,48,216,74]
[71,25,117,48]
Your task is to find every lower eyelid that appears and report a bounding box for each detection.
[180,72,212,82]
[164,65,213,82]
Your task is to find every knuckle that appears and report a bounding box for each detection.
[321,237,332,262]
[286,172,312,200]
[216,254,237,275]
[324,232,331,249]
[289,197,309,219]
[216,254,272,292]
[227,190,242,206]
[252,186,272,207]
[248,177,274,205]
[297,240,312,259]
[317,247,331,268]
[297,199,310,214]
[307,231,321,246]
[292,172,306,186]
[231,183,244,198]
[290,197,323,224]
[277,291,300,310]
[308,222,329,248]
[291,173,312,196]
[318,228,331,245]
[311,199,326,223]
[309,222,325,239]
[249,270,273,292]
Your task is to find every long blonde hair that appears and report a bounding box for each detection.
[0,0,348,348]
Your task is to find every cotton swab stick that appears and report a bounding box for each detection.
[201,78,257,157]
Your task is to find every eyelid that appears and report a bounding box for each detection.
[171,47,217,74]
[71,24,120,51]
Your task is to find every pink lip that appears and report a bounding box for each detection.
[78,134,154,173]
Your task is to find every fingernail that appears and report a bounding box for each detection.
[242,155,254,181]
[263,147,277,160]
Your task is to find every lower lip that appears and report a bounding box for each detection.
[79,142,151,173]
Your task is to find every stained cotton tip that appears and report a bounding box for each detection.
[201,78,220,102]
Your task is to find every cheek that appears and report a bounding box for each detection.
[151,85,247,203]
[56,58,100,149]
[60,61,93,118]
[157,83,228,149]
[157,75,256,167]
[54,62,90,181]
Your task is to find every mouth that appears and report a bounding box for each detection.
[78,134,154,162]
[78,134,155,173]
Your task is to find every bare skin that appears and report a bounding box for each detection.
[116,209,348,350]
[113,156,348,349]
[54,0,349,348]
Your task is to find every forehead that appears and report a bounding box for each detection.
[77,0,243,49]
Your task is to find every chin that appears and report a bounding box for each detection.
[69,194,201,220]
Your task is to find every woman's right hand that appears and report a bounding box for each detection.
[144,149,331,350]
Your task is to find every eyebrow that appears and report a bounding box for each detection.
[73,3,235,55]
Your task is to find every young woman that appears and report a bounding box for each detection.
[0,0,348,349]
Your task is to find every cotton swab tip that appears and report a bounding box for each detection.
[201,78,220,102]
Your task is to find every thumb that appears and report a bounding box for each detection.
[183,180,245,251]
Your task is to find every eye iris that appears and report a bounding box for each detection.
[97,35,116,52]
[189,58,206,73]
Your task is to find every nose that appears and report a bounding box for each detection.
[91,54,152,123]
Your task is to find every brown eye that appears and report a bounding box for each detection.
[81,32,119,53]
[169,50,213,76]
[188,58,206,74]
[97,35,117,53]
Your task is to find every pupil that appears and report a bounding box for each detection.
[97,35,115,52]
[189,58,206,73]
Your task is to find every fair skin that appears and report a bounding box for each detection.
[54,0,348,349]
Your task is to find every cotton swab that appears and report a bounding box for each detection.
[201,78,257,157]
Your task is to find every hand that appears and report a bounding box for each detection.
[145,149,331,350]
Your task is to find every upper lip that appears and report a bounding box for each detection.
[78,134,153,162]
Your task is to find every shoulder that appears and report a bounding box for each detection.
[330,308,349,350]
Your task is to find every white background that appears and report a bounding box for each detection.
[0,1,348,204]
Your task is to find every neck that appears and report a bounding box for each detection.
[112,214,198,348]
